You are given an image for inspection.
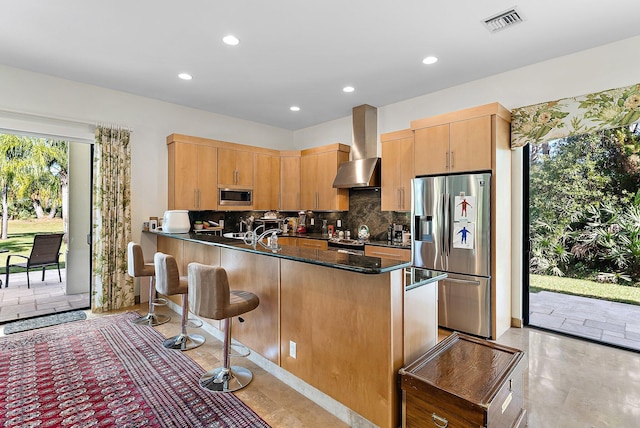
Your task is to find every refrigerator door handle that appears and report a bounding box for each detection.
[444,192,451,259]
[445,278,482,286]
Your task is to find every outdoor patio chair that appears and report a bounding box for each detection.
[4,233,64,288]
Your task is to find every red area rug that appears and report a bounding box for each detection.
[0,312,270,427]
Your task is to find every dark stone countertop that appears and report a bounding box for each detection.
[149,231,409,274]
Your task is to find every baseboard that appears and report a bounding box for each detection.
[511,317,523,328]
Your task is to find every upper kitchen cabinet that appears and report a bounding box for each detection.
[280,152,301,211]
[300,144,350,211]
[412,103,510,176]
[218,147,254,188]
[381,129,414,212]
[254,153,281,210]
[167,141,217,210]
[167,134,280,211]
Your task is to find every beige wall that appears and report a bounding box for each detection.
[1,35,639,310]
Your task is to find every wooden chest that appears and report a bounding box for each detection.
[399,332,527,428]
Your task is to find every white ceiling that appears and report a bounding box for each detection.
[2,0,640,130]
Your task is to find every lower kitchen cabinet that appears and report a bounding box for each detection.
[400,332,526,428]
[365,245,410,261]
[277,237,297,247]
[297,238,328,250]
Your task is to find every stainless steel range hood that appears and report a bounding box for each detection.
[332,104,381,188]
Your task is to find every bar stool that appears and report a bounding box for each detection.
[188,263,259,392]
[127,242,170,326]
[154,252,205,351]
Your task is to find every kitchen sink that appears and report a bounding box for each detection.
[223,232,247,240]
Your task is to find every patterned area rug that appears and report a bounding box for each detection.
[3,310,87,335]
[0,312,270,428]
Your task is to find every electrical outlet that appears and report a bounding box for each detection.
[289,340,297,359]
[310,218,314,226]
[337,219,342,227]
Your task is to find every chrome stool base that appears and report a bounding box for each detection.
[163,333,205,351]
[199,366,253,393]
[132,312,171,326]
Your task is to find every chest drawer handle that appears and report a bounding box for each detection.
[432,413,448,428]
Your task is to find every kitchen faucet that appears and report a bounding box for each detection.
[243,224,282,248]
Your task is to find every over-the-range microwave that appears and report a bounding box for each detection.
[218,188,252,206]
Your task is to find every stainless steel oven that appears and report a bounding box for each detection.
[327,239,365,255]
[218,188,252,206]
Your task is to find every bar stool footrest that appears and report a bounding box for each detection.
[187,318,204,329]
[152,297,168,307]
[229,341,251,358]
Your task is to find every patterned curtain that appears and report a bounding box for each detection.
[511,83,640,148]
[92,126,133,312]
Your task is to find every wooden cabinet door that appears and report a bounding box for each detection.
[316,150,349,211]
[196,145,218,210]
[170,142,199,210]
[381,133,414,212]
[280,156,301,211]
[397,138,414,211]
[235,150,254,187]
[300,154,318,209]
[254,153,280,210]
[449,116,492,173]
[218,148,254,188]
[414,124,449,176]
[217,148,236,187]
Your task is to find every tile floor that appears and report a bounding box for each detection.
[530,290,640,351]
[124,305,640,427]
[0,270,90,323]
[3,287,640,426]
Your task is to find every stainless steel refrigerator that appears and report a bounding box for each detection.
[411,172,491,338]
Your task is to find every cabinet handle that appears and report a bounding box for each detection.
[194,189,198,208]
[444,152,448,169]
[397,188,401,209]
[401,187,404,209]
[432,413,448,428]
[197,189,201,209]
[450,151,454,168]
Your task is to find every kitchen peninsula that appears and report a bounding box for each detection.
[150,230,444,428]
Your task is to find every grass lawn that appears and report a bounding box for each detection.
[0,219,66,274]
[531,274,640,306]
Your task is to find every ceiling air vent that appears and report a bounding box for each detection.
[483,7,524,33]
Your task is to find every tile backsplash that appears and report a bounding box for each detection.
[189,188,411,240]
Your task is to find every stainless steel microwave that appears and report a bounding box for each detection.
[219,188,252,206]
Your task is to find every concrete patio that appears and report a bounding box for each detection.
[0,269,90,324]
[530,290,640,351]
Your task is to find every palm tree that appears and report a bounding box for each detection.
[0,134,68,239]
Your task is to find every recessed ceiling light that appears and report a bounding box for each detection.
[222,35,240,46]
[178,73,193,80]
[422,56,438,65]
[290,106,301,112]
[343,86,355,93]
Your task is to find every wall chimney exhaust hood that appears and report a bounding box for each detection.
[332,104,380,188]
